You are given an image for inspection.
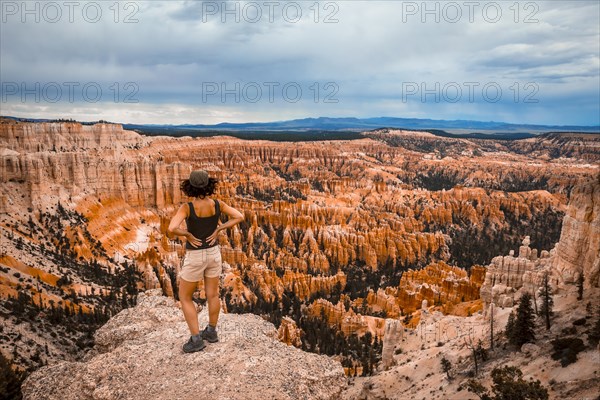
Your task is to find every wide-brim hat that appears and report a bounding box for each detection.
[189,170,209,188]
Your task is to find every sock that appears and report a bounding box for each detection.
[207,324,216,332]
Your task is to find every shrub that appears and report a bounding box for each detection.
[550,337,586,367]
[561,326,577,335]
[0,352,25,400]
[466,365,548,400]
[440,356,452,380]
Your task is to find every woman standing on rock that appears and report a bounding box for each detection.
[167,170,244,353]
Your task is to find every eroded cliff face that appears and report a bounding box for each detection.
[480,175,600,309]
[0,119,189,211]
[506,132,600,163]
[553,175,600,287]
[0,119,143,152]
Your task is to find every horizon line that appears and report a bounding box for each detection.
[3,115,600,130]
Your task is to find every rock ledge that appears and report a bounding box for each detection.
[22,289,346,400]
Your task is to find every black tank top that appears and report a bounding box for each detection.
[185,200,220,250]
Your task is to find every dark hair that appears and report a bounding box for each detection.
[180,177,218,198]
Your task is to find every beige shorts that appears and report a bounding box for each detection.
[179,245,222,282]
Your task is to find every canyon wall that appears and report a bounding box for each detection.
[2,118,597,373]
[481,175,600,308]
[0,119,189,210]
[553,175,600,288]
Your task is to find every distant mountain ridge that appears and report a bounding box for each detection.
[124,116,600,135]
[3,115,598,135]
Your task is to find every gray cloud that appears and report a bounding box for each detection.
[0,0,598,125]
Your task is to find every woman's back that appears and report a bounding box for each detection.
[189,198,218,217]
[185,198,220,249]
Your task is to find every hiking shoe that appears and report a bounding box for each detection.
[182,335,206,353]
[201,326,219,343]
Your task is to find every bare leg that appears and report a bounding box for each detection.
[204,276,220,327]
[179,278,199,335]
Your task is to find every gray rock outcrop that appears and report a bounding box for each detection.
[380,319,402,370]
[22,289,346,400]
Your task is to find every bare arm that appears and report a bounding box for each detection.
[166,204,202,247]
[206,201,244,245]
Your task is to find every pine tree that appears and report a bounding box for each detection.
[576,274,584,300]
[440,356,452,380]
[588,306,600,347]
[475,340,488,362]
[360,348,370,376]
[510,292,536,348]
[505,311,516,344]
[538,274,554,330]
[489,303,495,351]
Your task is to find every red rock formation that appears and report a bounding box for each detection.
[223,270,257,305]
[357,263,485,319]
[277,316,302,347]
[282,269,346,300]
[307,297,386,338]
[245,263,285,302]
[390,262,484,315]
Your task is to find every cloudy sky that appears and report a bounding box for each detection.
[1,0,599,125]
